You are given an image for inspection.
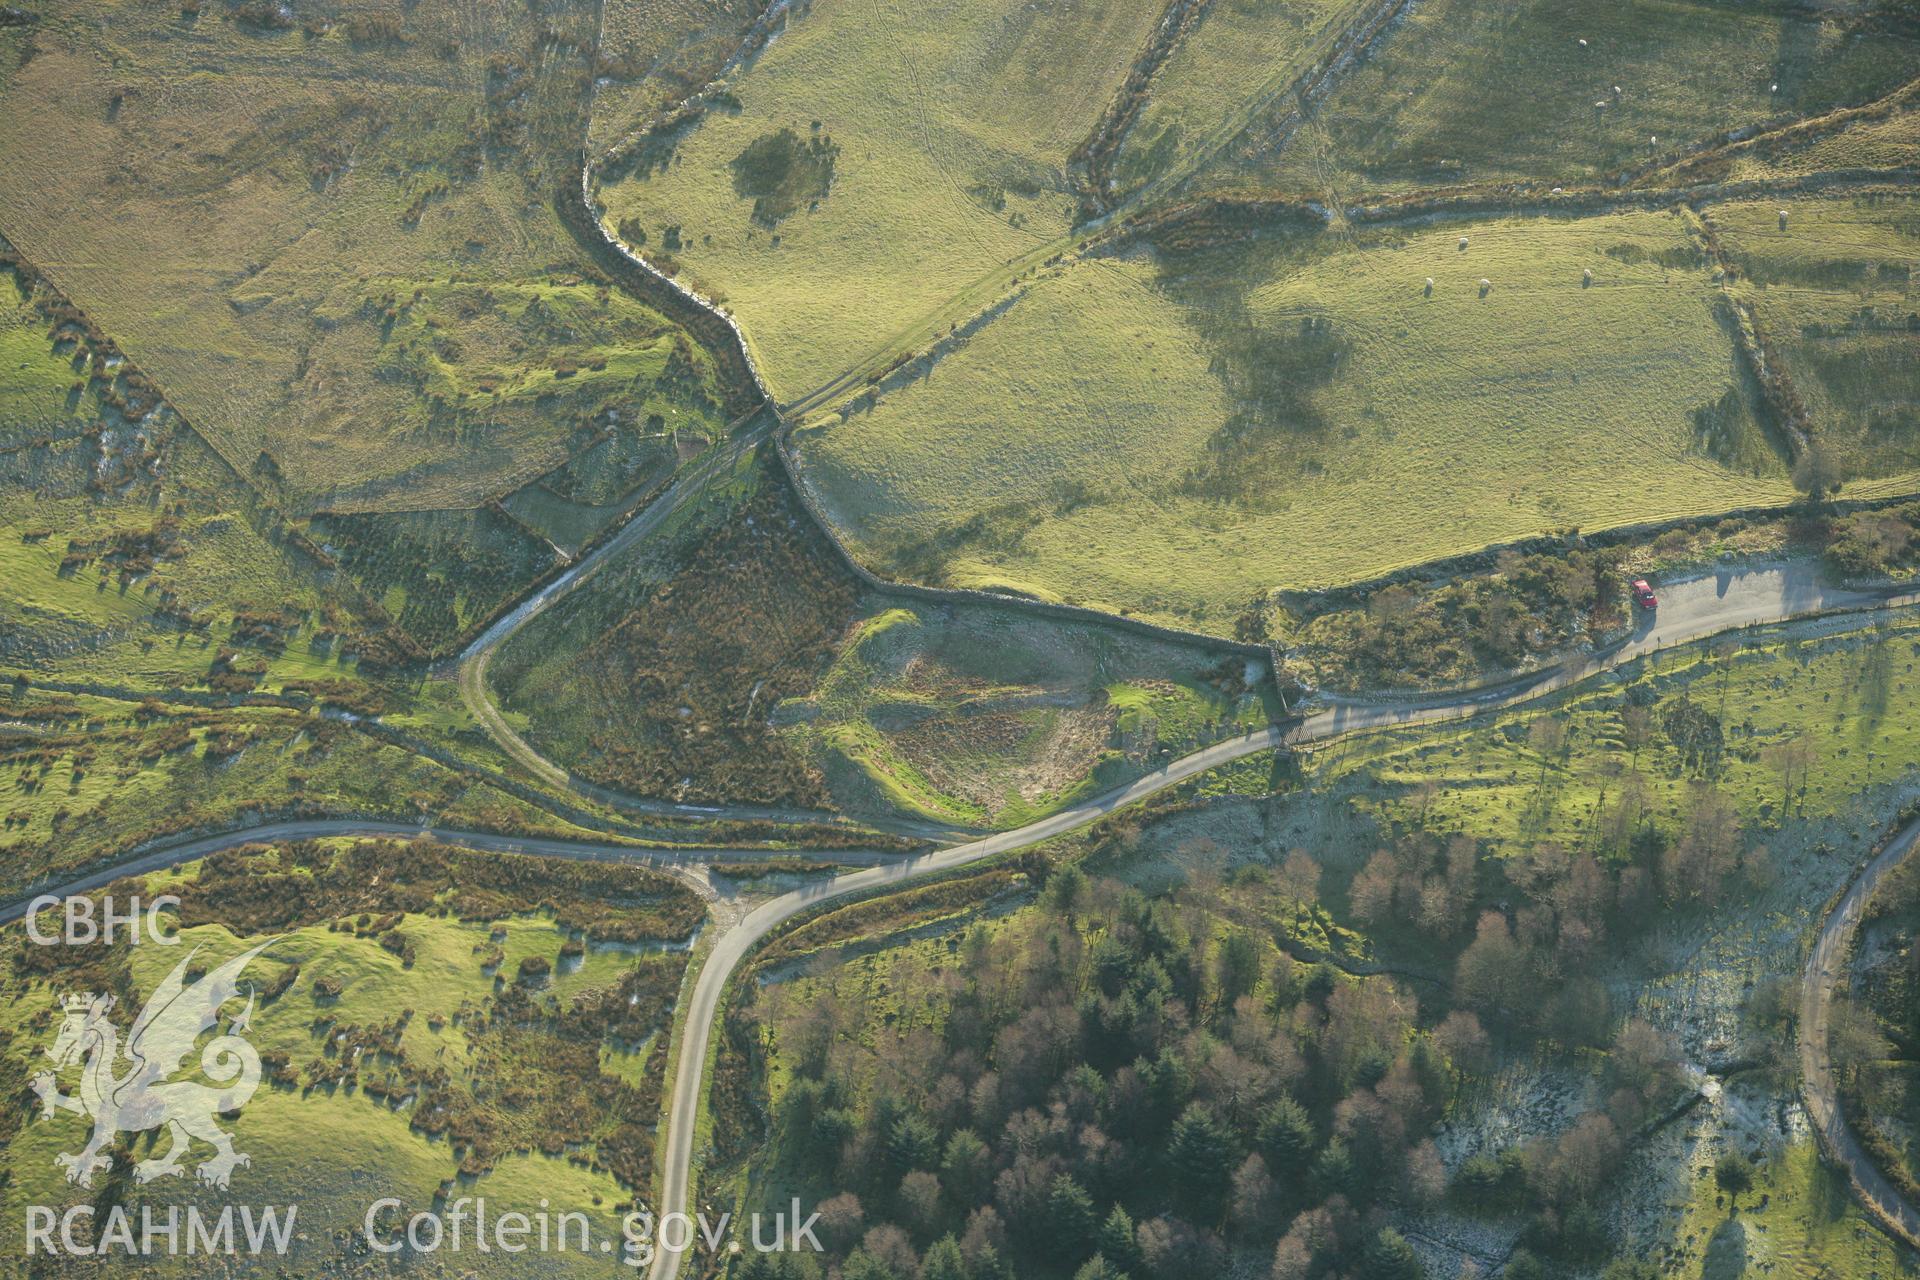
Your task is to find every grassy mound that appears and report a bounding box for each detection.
[490,446,1275,826]
[782,605,1273,828]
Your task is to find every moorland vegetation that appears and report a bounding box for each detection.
[1,838,696,1270]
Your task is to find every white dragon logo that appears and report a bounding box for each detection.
[31,942,270,1191]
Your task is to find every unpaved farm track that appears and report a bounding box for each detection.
[1800,817,1920,1249]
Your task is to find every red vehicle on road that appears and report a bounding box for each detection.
[1630,578,1657,610]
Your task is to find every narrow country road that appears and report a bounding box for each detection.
[11,552,1915,1276]
[455,420,769,810]
[1304,565,1920,739]
[644,563,1920,1280]
[453,419,963,843]
[1800,817,1920,1249]
[0,819,907,928]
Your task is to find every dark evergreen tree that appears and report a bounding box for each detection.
[1311,1138,1360,1200]
[1096,1203,1141,1273]
[1360,1227,1425,1280]
[1257,1095,1316,1176]
[919,1235,967,1280]
[1167,1103,1235,1219]
[1045,1174,1099,1267]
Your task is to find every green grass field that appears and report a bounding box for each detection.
[0,270,394,686]
[1227,0,1920,195]
[0,273,86,447]
[1713,103,1920,185]
[1314,613,1920,860]
[0,248,727,674]
[595,0,1164,400]
[1660,1138,1906,1280]
[1711,193,1920,483]
[796,207,1791,627]
[1108,0,1364,199]
[0,0,729,514]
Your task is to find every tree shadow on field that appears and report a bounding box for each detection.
[1807,1144,1852,1232]
[1148,227,1349,510]
[1767,9,1820,110]
[1701,1218,1750,1279]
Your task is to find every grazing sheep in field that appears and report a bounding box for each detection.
[1424,277,1434,296]
[1779,210,1789,230]
[1458,236,1469,251]
[1479,278,1492,297]
[1582,268,1592,287]
[1578,37,1587,47]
